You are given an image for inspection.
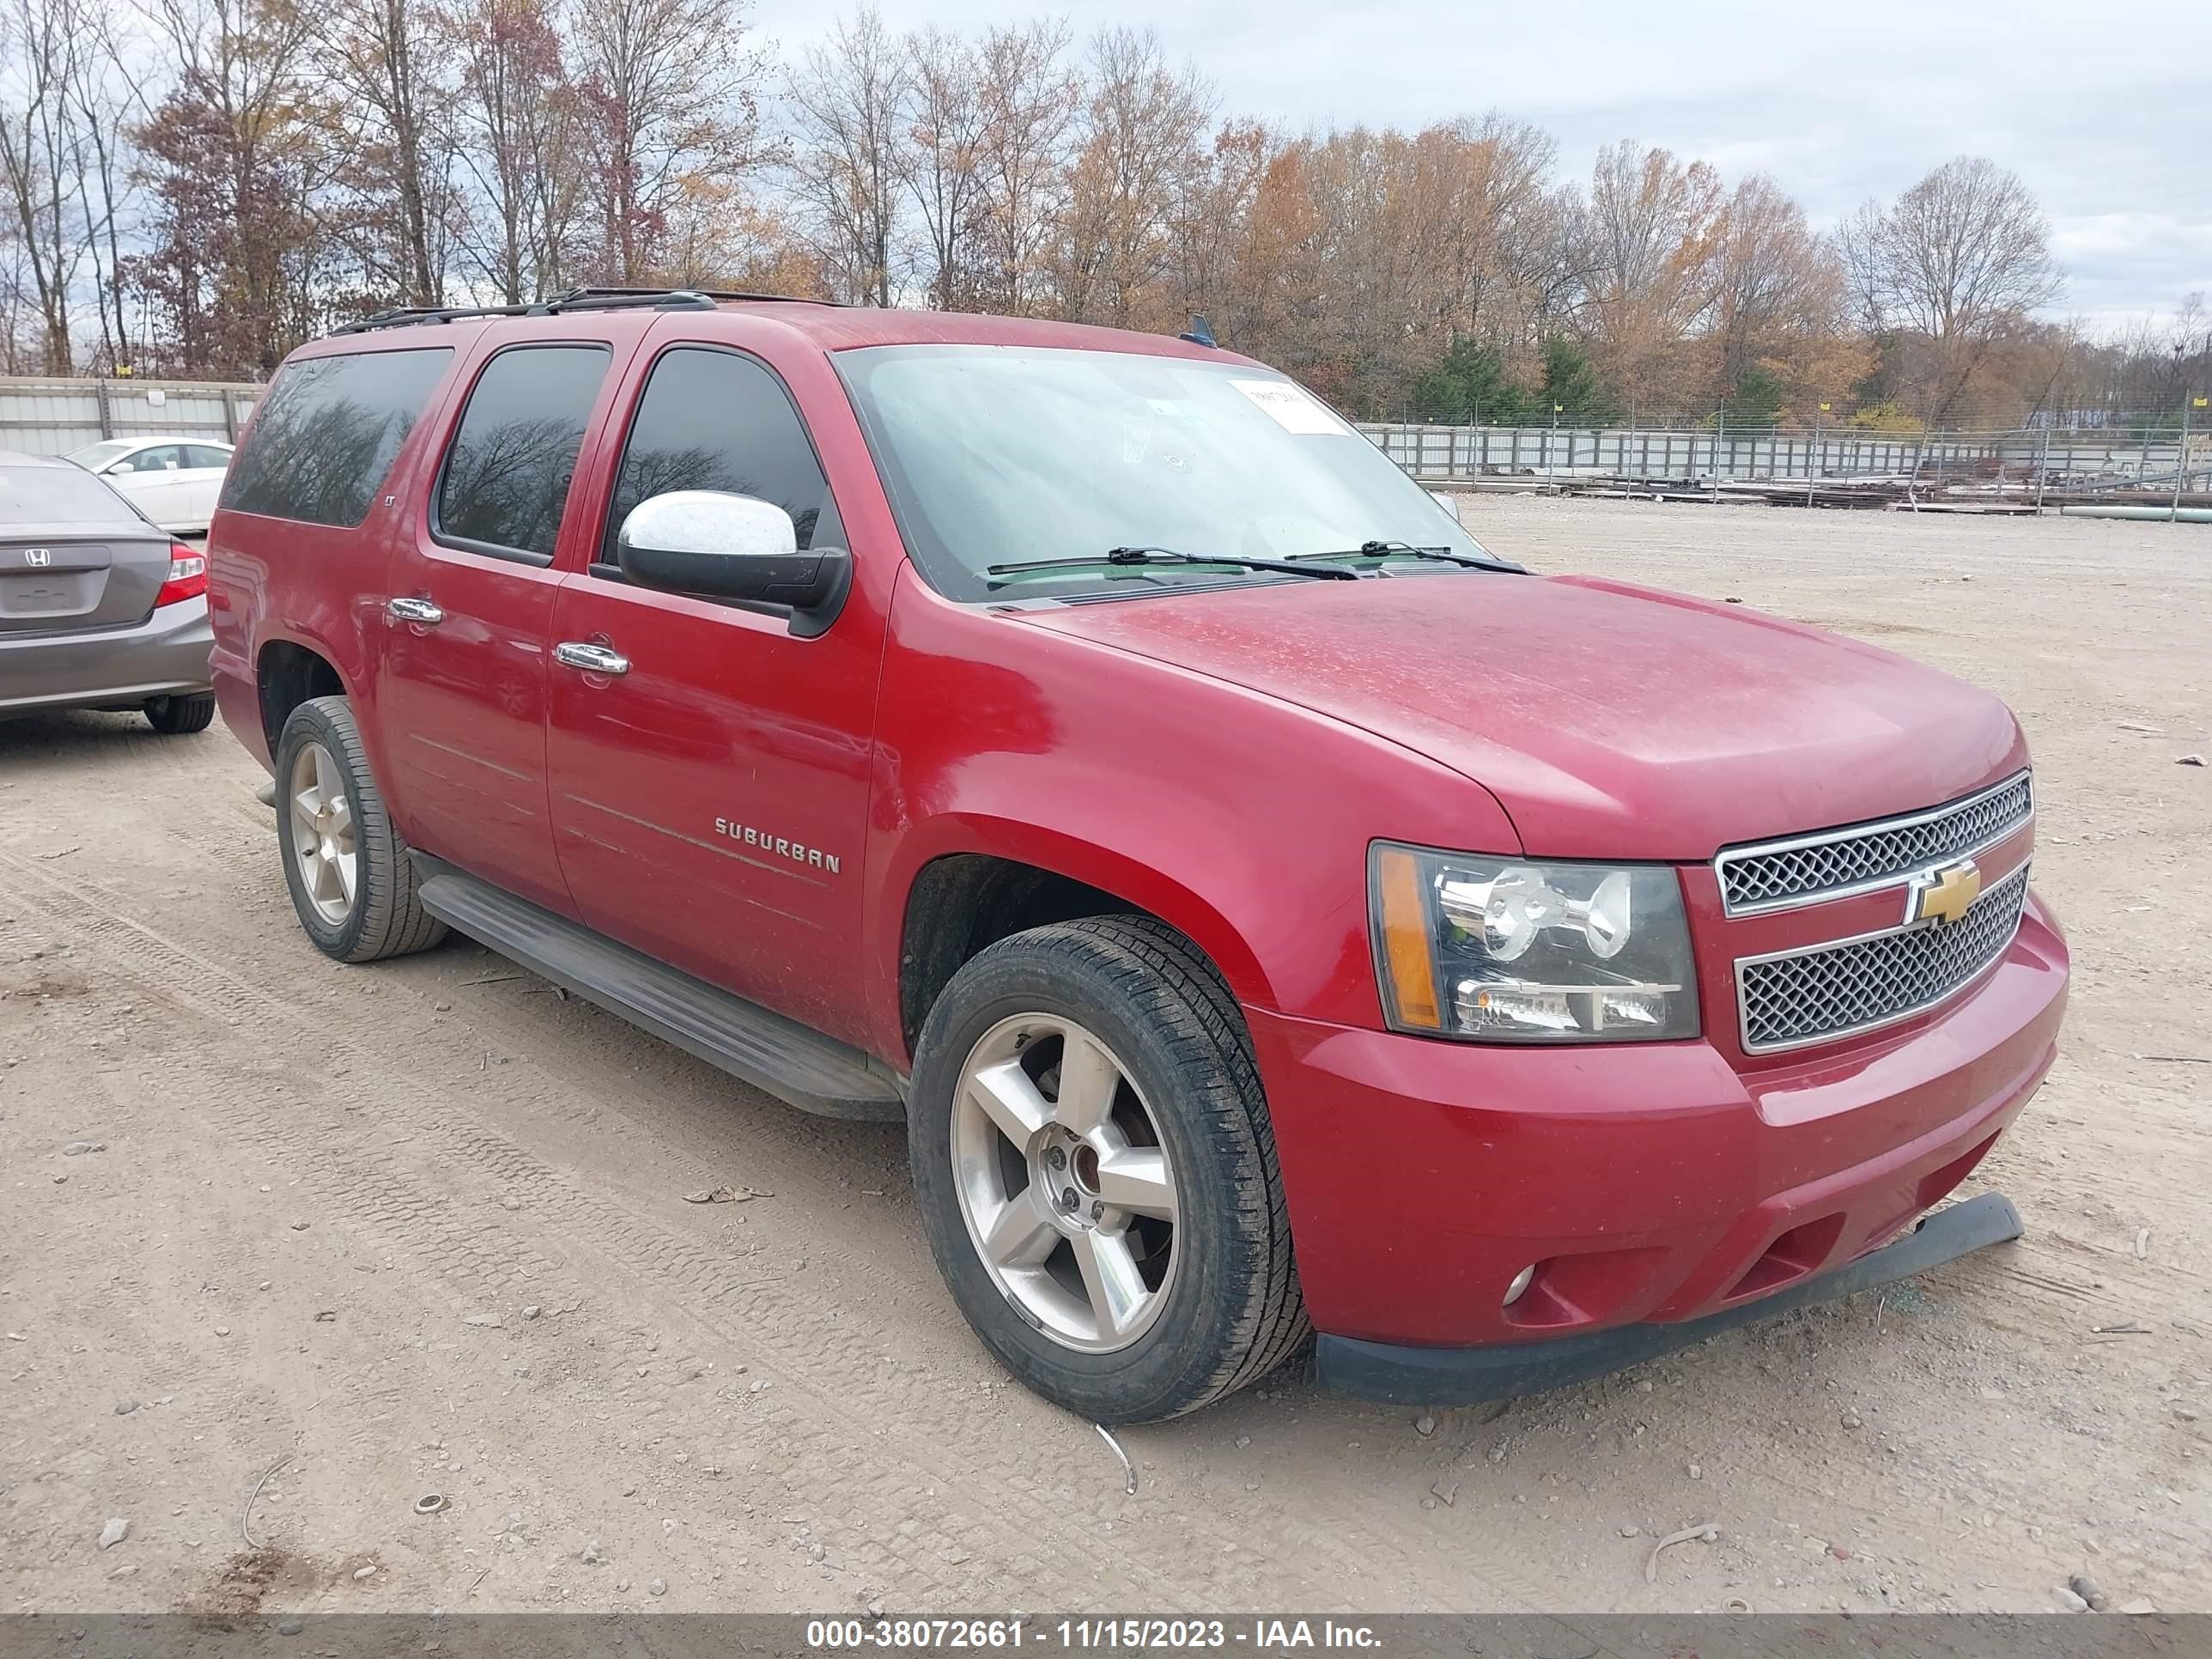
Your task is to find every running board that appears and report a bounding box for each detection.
[412,858,906,1121]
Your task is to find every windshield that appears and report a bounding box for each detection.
[65,440,136,471]
[0,465,139,524]
[836,343,1493,600]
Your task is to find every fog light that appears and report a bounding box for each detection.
[1503,1263,1537,1306]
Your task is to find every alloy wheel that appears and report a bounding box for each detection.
[950,1013,1182,1352]
[287,740,358,926]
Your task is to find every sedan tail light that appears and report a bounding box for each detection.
[155,542,208,607]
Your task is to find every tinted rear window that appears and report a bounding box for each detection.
[0,465,138,524]
[435,344,611,561]
[222,348,453,527]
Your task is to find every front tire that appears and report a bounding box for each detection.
[908,916,1307,1421]
[273,696,447,963]
[143,692,216,734]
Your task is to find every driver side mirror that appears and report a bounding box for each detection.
[107,461,135,474]
[617,491,850,629]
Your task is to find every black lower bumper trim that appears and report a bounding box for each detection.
[1313,1192,2024,1405]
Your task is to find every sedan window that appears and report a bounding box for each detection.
[64,439,136,471]
[0,465,138,522]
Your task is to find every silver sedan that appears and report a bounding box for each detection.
[0,451,215,732]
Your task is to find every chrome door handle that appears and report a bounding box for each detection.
[385,597,445,625]
[555,641,629,677]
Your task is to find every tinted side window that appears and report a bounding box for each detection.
[436,344,611,562]
[221,348,453,527]
[131,444,184,471]
[185,446,232,469]
[600,347,840,567]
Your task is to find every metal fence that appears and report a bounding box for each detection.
[1,376,2201,501]
[1357,422,2211,493]
[0,376,264,455]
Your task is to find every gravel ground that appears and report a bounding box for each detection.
[2,495,2206,1619]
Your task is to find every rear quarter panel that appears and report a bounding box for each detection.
[206,339,471,779]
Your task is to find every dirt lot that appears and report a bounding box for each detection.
[2,497,2207,1619]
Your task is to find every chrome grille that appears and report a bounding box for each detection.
[1736,863,2031,1053]
[1716,773,2033,915]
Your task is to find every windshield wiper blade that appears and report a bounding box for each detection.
[1287,539,1524,573]
[986,545,1360,583]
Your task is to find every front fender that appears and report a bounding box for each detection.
[877,808,1279,1026]
[862,574,1522,1061]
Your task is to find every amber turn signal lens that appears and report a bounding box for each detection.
[1375,845,1442,1030]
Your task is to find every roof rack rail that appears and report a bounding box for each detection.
[556,287,844,307]
[331,286,841,335]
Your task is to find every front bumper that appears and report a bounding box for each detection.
[1249,892,2068,1374]
[1316,1190,2024,1403]
[0,598,213,715]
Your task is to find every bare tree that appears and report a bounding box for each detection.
[1253,121,1578,412]
[1428,115,1559,350]
[133,0,326,374]
[0,0,94,368]
[1166,118,1272,337]
[568,0,768,286]
[658,185,823,294]
[1846,156,2061,342]
[784,5,907,306]
[310,0,459,307]
[1580,141,1723,410]
[447,0,584,301]
[1707,173,1853,398]
[0,234,46,368]
[898,24,986,311]
[59,0,141,368]
[971,16,1073,314]
[1051,27,1211,329]
[1838,156,2063,422]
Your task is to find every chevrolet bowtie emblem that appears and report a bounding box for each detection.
[1907,859,1982,927]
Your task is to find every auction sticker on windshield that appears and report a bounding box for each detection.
[1231,378,1346,434]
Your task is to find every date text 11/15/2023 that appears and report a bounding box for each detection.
[804,1620,1383,1650]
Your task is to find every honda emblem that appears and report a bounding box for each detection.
[24,547,51,567]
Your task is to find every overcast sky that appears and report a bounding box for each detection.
[756,0,2211,331]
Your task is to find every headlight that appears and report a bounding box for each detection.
[1370,843,1699,1042]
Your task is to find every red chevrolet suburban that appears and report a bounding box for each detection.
[207,290,2068,1421]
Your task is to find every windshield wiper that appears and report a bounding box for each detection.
[986,545,1360,584]
[1287,539,1524,573]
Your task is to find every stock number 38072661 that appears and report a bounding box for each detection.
[804,1620,1236,1650]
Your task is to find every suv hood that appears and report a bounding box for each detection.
[1013,573,2026,860]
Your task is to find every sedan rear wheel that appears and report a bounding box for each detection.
[143,691,216,734]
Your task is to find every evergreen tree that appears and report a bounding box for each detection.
[1539,337,1618,425]
[1723,363,1788,427]
[1411,339,1529,425]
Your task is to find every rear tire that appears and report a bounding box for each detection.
[908,915,1307,1421]
[273,695,447,963]
[143,692,216,734]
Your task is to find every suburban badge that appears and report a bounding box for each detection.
[714,816,840,874]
